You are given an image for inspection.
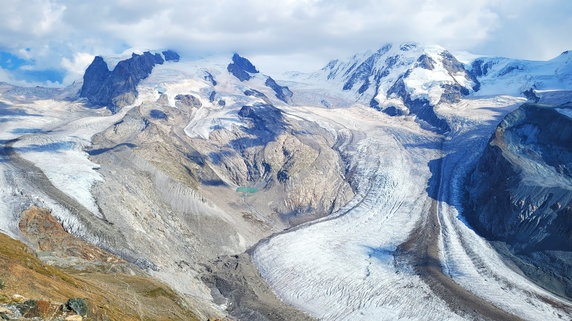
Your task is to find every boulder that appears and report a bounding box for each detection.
[66,298,88,316]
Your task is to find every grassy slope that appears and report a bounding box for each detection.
[0,232,200,321]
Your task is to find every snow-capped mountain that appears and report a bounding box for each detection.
[296,42,572,133]
[80,50,180,112]
[307,42,479,132]
[470,50,572,97]
[1,43,572,321]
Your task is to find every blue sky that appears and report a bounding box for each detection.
[1,0,571,86]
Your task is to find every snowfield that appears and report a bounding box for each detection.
[12,105,136,216]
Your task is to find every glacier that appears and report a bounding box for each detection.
[0,43,571,320]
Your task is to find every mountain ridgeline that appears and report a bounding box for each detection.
[318,43,480,133]
[80,50,179,113]
[4,43,572,320]
[464,102,572,298]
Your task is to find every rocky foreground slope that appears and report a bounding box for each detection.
[0,206,200,321]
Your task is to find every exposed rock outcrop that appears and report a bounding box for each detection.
[464,102,572,298]
[265,77,293,103]
[80,51,175,113]
[162,49,180,62]
[175,94,202,108]
[227,53,259,81]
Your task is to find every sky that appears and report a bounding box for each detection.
[1,0,571,86]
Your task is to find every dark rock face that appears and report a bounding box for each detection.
[382,106,404,116]
[265,77,293,103]
[523,88,540,103]
[498,63,524,77]
[470,58,496,77]
[464,103,572,298]
[204,71,217,86]
[227,53,259,81]
[79,57,110,99]
[400,42,417,51]
[238,104,284,132]
[208,91,216,102]
[149,109,168,120]
[387,73,451,133]
[416,54,435,70]
[440,84,470,104]
[175,94,202,108]
[440,51,466,73]
[80,51,167,113]
[440,51,480,91]
[235,104,286,147]
[244,89,267,99]
[65,298,88,316]
[162,50,180,62]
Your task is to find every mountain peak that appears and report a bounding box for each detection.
[162,49,180,62]
[227,53,259,81]
[80,50,179,112]
[318,43,479,132]
[399,42,417,51]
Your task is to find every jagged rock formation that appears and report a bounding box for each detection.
[162,49,180,62]
[80,51,176,113]
[318,43,479,133]
[227,53,259,81]
[265,77,293,103]
[175,94,202,108]
[464,102,572,298]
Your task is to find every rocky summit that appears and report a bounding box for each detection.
[80,51,176,113]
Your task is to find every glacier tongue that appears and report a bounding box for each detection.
[252,105,460,320]
[253,97,572,320]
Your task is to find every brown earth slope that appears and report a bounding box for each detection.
[0,207,202,321]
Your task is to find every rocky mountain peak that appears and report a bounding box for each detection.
[319,43,479,133]
[227,53,259,81]
[79,50,179,113]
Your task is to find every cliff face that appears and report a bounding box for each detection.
[464,102,572,297]
[227,53,259,81]
[80,51,166,113]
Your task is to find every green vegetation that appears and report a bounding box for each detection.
[0,232,200,321]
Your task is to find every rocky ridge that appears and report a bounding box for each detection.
[464,101,572,298]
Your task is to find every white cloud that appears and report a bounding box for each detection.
[61,52,95,84]
[0,0,571,86]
